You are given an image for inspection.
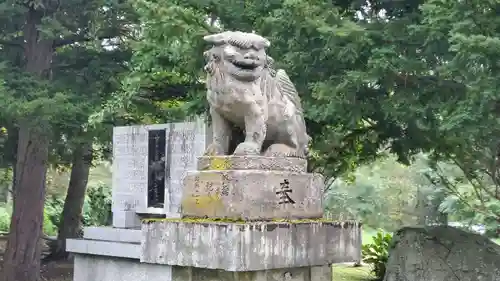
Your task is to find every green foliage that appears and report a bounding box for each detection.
[325,155,422,231]
[111,0,484,180]
[0,203,11,232]
[0,202,58,236]
[423,161,500,237]
[43,183,113,229]
[362,230,392,280]
[43,209,58,236]
[0,0,140,180]
[83,184,112,226]
[44,195,65,229]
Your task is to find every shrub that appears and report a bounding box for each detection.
[45,195,64,228]
[362,230,392,280]
[83,184,112,226]
[0,202,58,236]
[0,204,11,232]
[0,184,113,238]
[43,209,58,236]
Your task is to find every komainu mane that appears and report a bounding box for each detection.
[203,31,310,158]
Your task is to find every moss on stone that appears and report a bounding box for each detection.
[141,217,339,224]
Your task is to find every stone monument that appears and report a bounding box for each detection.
[67,31,361,281]
[111,120,209,228]
[141,31,361,280]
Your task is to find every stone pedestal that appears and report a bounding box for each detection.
[136,155,360,281]
[74,254,331,281]
[67,155,362,281]
[141,220,362,271]
[181,156,324,220]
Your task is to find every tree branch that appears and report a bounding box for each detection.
[52,26,133,49]
[53,33,116,48]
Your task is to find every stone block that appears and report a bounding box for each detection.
[181,170,324,220]
[174,265,332,281]
[112,210,141,229]
[83,227,141,243]
[140,220,361,271]
[111,119,210,218]
[73,254,170,281]
[66,238,140,259]
[197,156,307,172]
[73,254,331,281]
[112,125,149,213]
[164,119,210,215]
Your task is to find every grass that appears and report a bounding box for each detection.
[331,227,378,281]
[333,265,375,281]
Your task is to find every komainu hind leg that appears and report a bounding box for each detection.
[263,143,300,158]
[263,127,307,158]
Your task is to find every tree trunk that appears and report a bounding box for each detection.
[48,141,93,260]
[1,126,50,281]
[1,7,54,281]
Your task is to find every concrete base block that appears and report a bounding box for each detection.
[73,254,172,281]
[67,238,140,259]
[181,169,324,220]
[73,254,331,281]
[112,210,141,228]
[83,226,141,243]
[141,220,361,271]
[67,227,142,259]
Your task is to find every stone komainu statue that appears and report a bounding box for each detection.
[203,31,311,158]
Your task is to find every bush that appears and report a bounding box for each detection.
[45,195,64,228]
[0,184,112,237]
[362,230,392,280]
[82,184,112,226]
[0,204,11,232]
[0,202,58,236]
[43,209,58,236]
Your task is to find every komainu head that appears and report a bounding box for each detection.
[203,31,270,82]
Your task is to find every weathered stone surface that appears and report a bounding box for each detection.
[66,238,140,259]
[83,226,141,243]
[197,156,307,172]
[112,210,141,229]
[73,254,171,281]
[74,254,331,281]
[140,220,361,271]
[112,125,149,220]
[384,226,500,281]
[181,170,323,220]
[203,31,310,158]
[111,120,209,227]
[164,120,210,216]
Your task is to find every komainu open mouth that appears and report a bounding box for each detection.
[232,60,258,70]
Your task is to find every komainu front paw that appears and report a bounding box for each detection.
[204,143,226,156]
[233,142,260,155]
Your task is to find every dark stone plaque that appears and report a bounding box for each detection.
[147,129,166,208]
